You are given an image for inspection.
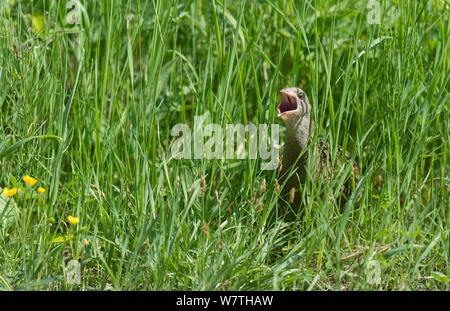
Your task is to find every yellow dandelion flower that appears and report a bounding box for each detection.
[23,175,38,186]
[67,215,79,225]
[83,239,89,246]
[37,187,46,194]
[2,187,18,197]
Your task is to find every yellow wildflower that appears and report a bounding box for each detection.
[83,239,89,246]
[37,187,46,194]
[67,215,79,225]
[2,187,18,197]
[23,175,38,186]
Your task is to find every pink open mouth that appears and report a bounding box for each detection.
[277,93,297,115]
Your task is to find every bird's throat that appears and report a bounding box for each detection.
[280,116,312,185]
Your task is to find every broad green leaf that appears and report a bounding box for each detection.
[431,272,450,283]
[51,235,73,243]
[0,193,15,231]
[31,13,45,37]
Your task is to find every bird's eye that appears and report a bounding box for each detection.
[296,89,303,99]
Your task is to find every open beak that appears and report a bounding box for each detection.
[277,89,298,116]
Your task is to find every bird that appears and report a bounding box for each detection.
[277,86,360,207]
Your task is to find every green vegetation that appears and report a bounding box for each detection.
[0,0,448,290]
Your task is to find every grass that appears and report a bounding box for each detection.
[0,0,449,290]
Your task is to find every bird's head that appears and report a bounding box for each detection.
[277,87,311,126]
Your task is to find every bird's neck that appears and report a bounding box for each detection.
[288,113,312,150]
[282,114,312,170]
